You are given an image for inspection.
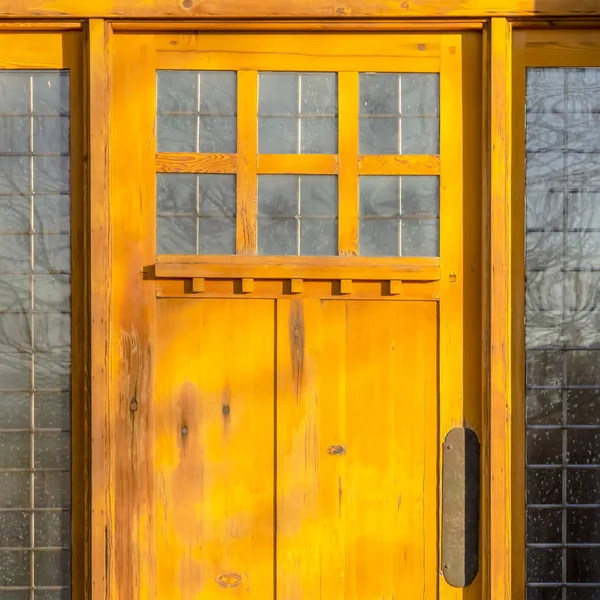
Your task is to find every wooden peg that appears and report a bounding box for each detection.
[390,280,402,295]
[241,278,254,293]
[290,278,303,294]
[340,279,352,294]
[192,278,205,293]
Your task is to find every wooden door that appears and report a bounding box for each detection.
[107,29,482,600]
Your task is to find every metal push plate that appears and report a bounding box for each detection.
[441,427,480,588]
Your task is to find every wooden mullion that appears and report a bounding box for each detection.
[338,71,359,256]
[87,18,110,600]
[257,153,338,175]
[236,70,258,255]
[489,17,516,600]
[358,154,440,175]
[156,152,237,174]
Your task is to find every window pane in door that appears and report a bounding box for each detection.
[156,71,237,153]
[525,66,600,599]
[258,73,338,154]
[0,71,71,599]
[257,175,337,255]
[359,73,439,155]
[156,173,236,255]
[358,175,439,256]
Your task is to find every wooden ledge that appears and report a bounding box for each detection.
[155,255,440,282]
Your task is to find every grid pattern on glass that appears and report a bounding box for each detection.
[0,71,72,599]
[526,67,600,600]
[156,71,237,153]
[257,175,337,255]
[358,176,439,257]
[157,173,236,255]
[258,73,338,154]
[359,73,439,155]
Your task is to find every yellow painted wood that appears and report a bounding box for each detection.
[4,0,600,19]
[339,279,353,294]
[156,152,237,174]
[390,280,402,295]
[358,154,440,175]
[192,277,205,293]
[241,277,254,293]
[236,70,258,254]
[276,299,438,599]
[155,298,275,598]
[290,278,303,294]
[338,72,359,256]
[257,153,338,175]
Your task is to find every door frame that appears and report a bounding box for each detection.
[0,4,595,599]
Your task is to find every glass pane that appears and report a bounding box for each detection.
[258,72,337,154]
[359,73,439,154]
[257,175,337,256]
[156,71,237,153]
[359,176,439,257]
[526,67,600,596]
[156,174,236,255]
[0,70,72,598]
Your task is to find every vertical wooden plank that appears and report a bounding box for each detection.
[338,71,359,256]
[276,299,346,600]
[392,301,438,600]
[439,33,466,600]
[155,298,275,599]
[87,19,110,600]
[67,26,87,600]
[109,33,157,599]
[344,301,437,599]
[236,70,258,254]
[510,28,527,600]
[489,17,514,600]
[480,22,491,600]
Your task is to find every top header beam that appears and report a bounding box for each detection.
[5,0,600,19]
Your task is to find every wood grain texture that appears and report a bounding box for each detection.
[69,26,86,600]
[87,18,110,600]
[108,33,158,599]
[154,256,441,281]
[156,278,441,301]
[358,154,440,175]
[155,298,275,599]
[338,72,359,256]
[156,152,237,174]
[257,154,338,175]
[236,70,258,254]
[155,33,440,72]
[489,17,513,600]
[276,299,437,599]
[1,0,600,18]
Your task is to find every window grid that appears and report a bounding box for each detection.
[526,67,600,599]
[0,71,71,599]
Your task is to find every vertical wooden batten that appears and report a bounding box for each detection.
[88,18,111,600]
[489,17,523,600]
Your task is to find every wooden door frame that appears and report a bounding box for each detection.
[0,4,594,600]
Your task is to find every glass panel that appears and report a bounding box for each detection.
[359,73,439,155]
[258,73,338,154]
[0,71,71,598]
[358,176,439,257]
[526,67,600,597]
[156,71,237,153]
[257,175,337,255]
[156,174,236,255]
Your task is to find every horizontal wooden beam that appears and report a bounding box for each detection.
[156,153,237,174]
[1,0,600,19]
[257,154,338,175]
[155,255,440,281]
[358,155,440,176]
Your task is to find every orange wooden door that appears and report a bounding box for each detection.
[154,297,437,598]
[107,29,482,600]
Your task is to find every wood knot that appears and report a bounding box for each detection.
[327,445,345,455]
[216,573,242,588]
[129,399,138,412]
[181,0,193,8]
[400,1,409,8]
